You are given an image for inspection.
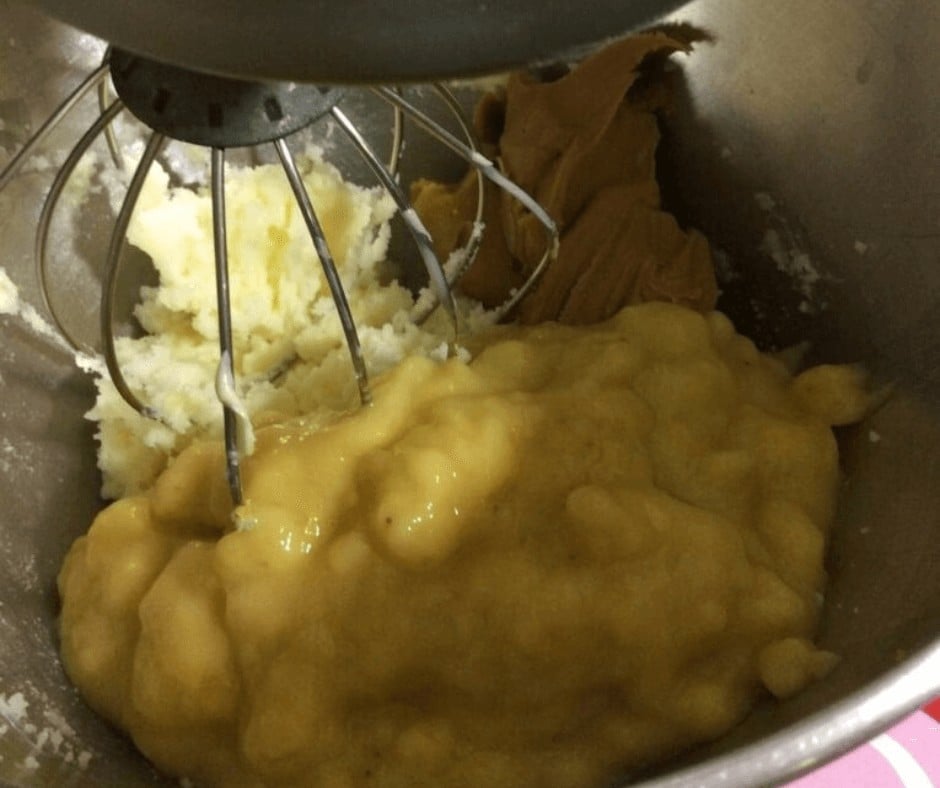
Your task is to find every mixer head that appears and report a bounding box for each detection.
[28,0,692,83]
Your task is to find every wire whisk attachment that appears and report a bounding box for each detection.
[0,48,559,508]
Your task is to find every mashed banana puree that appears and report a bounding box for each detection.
[58,32,870,788]
[59,304,868,787]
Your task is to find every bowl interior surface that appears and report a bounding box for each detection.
[0,0,938,785]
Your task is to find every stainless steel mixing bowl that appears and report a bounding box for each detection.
[0,0,938,786]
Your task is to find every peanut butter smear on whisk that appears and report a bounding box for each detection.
[412,31,718,323]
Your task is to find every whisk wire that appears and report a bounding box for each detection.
[36,99,125,353]
[210,147,245,507]
[0,61,110,192]
[408,85,486,324]
[387,101,404,177]
[101,130,166,420]
[273,137,372,408]
[373,86,560,320]
[96,73,125,171]
[331,106,459,330]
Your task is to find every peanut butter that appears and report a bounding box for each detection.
[412,32,718,323]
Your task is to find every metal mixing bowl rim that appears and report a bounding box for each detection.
[638,637,940,786]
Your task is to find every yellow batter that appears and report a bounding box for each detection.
[58,302,866,788]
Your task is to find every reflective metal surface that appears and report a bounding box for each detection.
[29,0,690,83]
[0,0,938,786]
[642,0,940,782]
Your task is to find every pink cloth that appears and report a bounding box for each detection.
[788,710,940,787]
[926,699,940,722]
